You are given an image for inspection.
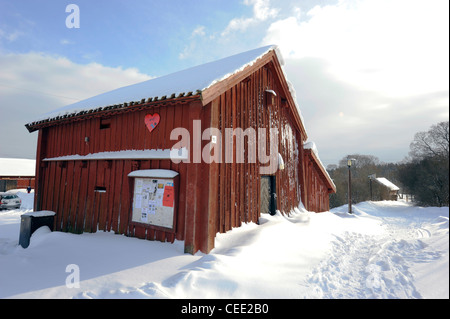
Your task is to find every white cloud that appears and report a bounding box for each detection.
[179,44,194,60]
[222,0,279,36]
[192,26,206,37]
[179,26,208,60]
[264,0,449,98]
[0,52,151,107]
[0,29,23,42]
[0,52,152,158]
[249,0,278,20]
[60,39,75,45]
[262,0,449,165]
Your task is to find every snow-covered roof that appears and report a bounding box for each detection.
[128,169,179,179]
[375,177,400,191]
[304,141,318,155]
[28,45,299,125]
[0,158,35,177]
[22,211,56,217]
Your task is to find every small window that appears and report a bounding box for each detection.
[100,118,111,129]
[265,90,277,107]
[94,186,106,193]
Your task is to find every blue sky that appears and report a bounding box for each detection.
[0,0,448,166]
[1,0,312,74]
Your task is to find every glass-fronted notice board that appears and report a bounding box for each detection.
[128,169,179,231]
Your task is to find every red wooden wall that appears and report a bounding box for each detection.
[39,100,195,159]
[33,56,333,254]
[35,99,211,253]
[207,61,305,242]
[302,150,332,212]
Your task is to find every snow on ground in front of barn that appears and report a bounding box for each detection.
[0,190,448,299]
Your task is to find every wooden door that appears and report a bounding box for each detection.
[260,175,277,215]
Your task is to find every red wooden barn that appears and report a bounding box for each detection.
[0,158,35,192]
[25,45,336,254]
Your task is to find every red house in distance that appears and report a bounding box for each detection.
[25,45,336,254]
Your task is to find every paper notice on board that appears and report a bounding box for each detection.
[149,200,157,215]
[163,185,174,207]
[141,209,148,223]
[143,180,156,194]
[131,177,176,229]
[136,179,143,193]
[156,183,165,194]
[155,193,163,207]
[135,195,142,209]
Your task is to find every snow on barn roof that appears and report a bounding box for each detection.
[27,45,303,127]
[375,177,400,191]
[0,158,35,177]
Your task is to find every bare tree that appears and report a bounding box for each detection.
[398,121,449,207]
[409,121,449,160]
[337,154,381,168]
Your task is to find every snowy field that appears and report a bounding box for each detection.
[0,189,448,299]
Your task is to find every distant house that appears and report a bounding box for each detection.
[373,177,400,201]
[0,158,35,192]
[25,45,335,254]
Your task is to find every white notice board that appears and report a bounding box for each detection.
[131,178,175,229]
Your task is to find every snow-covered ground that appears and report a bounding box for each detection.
[0,189,448,299]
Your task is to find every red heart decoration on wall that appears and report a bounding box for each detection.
[144,113,160,133]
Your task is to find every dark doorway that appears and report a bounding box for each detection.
[260,175,277,215]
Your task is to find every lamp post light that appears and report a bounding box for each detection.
[347,158,356,214]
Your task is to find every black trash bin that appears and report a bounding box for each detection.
[19,211,56,248]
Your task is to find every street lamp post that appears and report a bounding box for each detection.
[347,158,356,214]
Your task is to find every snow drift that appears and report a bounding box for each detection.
[0,190,448,299]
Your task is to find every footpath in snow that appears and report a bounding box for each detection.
[0,190,448,299]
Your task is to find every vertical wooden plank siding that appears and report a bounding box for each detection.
[196,102,212,253]
[302,150,332,213]
[207,98,220,250]
[55,162,67,230]
[174,106,187,241]
[61,161,74,231]
[37,103,189,241]
[207,62,302,238]
[35,100,209,252]
[34,57,333,254]
[33,129,44,211]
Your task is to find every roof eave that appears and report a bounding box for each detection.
[25,93,201,133]
[200,50,275,106]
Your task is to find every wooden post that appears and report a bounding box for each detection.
[184,101,202,254]
[207,98,220,252]
[348,165,352,214]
